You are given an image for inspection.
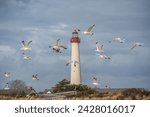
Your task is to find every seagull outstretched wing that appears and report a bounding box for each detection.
[66,60,72,66]
[131,44,136,50]
[96,42,104,53]
[59,45,67,49]
[97,43,103,50]
[86,24,95,32]
[22,41,25,46]
[27,40,32,46]
[56,39,60,45]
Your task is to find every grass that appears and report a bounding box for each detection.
[0,88,150,100]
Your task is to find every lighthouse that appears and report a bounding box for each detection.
[70,30,81,85]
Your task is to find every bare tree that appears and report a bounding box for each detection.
[9,80,27,91]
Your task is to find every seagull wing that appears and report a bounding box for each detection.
[66,63,70,66]
[56,39,60,45]
[96,43,99,50]
[93,77,97,80]
[96,43,104,53]
[120,39,125,43]
[139,43,144,46]
[108,57,111,60]
[113,37,120,42]
[27,56,31,60]
[66,60,72,66]
[86,24,95,32]
[131,44,136,49]
[92,77,97,83]
[58,45,67,49]
[8,72,11,75]
[112,38,117,42]
[27,40,32,46]
[100,45,103,50]
[96,43,101,50]
[22,41,25,46]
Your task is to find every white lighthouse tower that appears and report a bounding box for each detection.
[70,30,81,85]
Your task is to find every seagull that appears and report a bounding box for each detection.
[131,42,143,50]
[98,53,111,60]
[66,59,72,66]
[66,60,79,67]
[22,53,32,60]
[4,72,11,78]
[83,24,95,36]
[32,74,39,80]
[95,42,104,54]
[109,37,125,43]
[92,77,98,86]
[4,82,10,90]
[49,39,67,53]
[105,85,108,88]
[20,40,32,51]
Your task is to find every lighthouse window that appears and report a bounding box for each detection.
[73,34,78,37]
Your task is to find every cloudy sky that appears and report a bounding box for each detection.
[0,0,150,91]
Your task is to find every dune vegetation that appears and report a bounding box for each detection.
[0,79,150,100]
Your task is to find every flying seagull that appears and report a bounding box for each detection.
[95,42,104,54]
[4,72,11,78]
[66,59,72,66]
[32,74,39,80]
[109,37,125,43]
[98,53,111,60]
[83,24,95,36]
[92,77,99,86]
[49,39,67,53]
[66,60,79,67]
[3,83,10,90]
[22,53,32,60]
[20,40,32,51]
[131,42,143,50]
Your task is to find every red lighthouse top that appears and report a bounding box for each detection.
[70,30,80,43]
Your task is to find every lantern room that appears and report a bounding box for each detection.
[70,30,80,43]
